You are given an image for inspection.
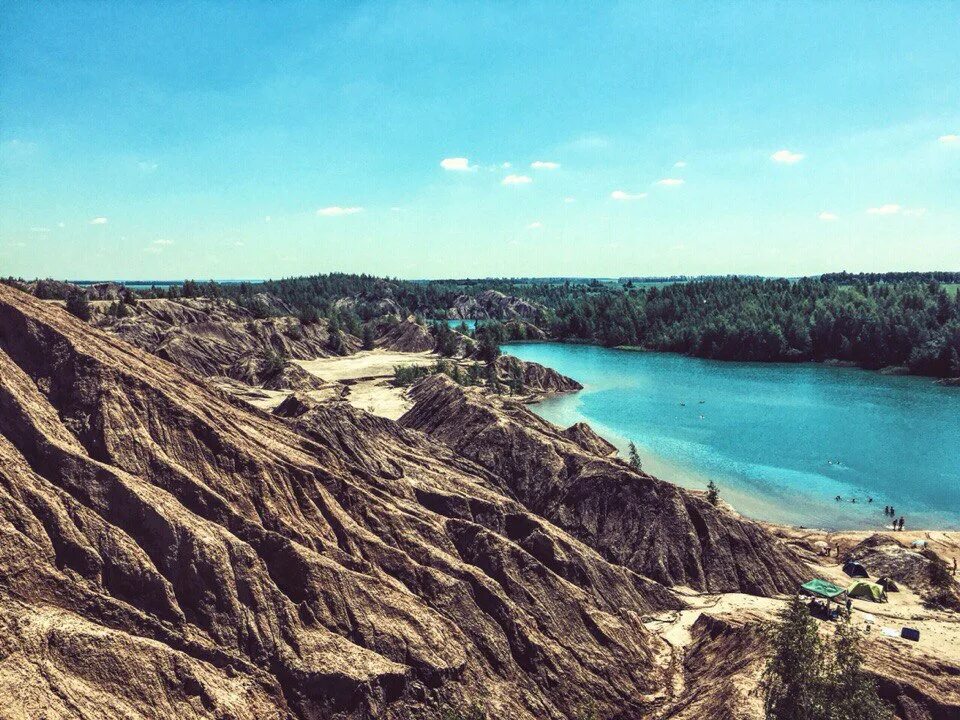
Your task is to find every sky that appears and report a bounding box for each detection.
[1,1,959,281]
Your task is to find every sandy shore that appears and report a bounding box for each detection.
[294,349,437,419]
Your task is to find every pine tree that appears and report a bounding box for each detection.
[65,290,92,321]
[628,442,642,472]
[706,480,720,506]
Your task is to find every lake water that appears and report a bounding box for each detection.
[446,319,477,331]
[501,343,960,530]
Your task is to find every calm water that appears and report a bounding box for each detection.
[446,319,477,331]
[502,343,960,530]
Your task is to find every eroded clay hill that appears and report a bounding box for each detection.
[95,296,355,383]
[0,284,687,719]
[401,375,807,595]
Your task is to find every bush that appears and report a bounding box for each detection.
[65,291,92,321]
[393,364,431,386]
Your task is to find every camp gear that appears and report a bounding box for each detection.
[842,561,868,578]
[877,576,899,592]
[800,579,847,599]
[901,627,920,642]
[847,580,888,603]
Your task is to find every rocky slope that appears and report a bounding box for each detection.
[401,375,807,595]
[446,290,547,323]
[495,355,583,394]
[93,297,356,382]
[0,283,694,719]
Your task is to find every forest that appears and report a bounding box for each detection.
[4,271,959,378]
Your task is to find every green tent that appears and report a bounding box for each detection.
[847,580,888,603]
[800,579,847,599]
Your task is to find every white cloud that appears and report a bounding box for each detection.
[264,215,272,223]
[137,161,158,173]
[527,221,543,230]
[563,196,576,203]
[90,216,108,225]
[771,149,805,164]
[153,238,174,246]
[674,160,687,168]
[234,240,245,247]
[317,206,364,216]
[530,160,560,170]
[440,157,474,171]
[611,190,647,201]
[818,211,839,221]
[57,222,65,228]
[30,227,50,233]
[938,134,959,144]
[866,204,901,215]
[501,161,512,169]
[655,178,684,186]
[501,174,532,185]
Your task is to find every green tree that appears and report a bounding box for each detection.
[706,480,720,506]
[762,597,892,720]
[65,290,92,321]
[762,596,828,720]
[362,324,376,351]
[628,442,643,472]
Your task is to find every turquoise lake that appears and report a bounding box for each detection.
[501,343,960,530]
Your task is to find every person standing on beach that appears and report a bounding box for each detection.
[898,517,905,531]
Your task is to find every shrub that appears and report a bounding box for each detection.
[65,291,92,321]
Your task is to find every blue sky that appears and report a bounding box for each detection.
[1,1,958,280]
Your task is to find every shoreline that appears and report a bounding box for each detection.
[488,333,960,385]
[505,344,960,533]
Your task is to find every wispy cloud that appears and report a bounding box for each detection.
[264,215,272,223]
[138,160,158,173]
[501,161,512,169]
[317,206,364,216]
[611,190,647,201]
[674,160,687,168]
[818,211,839,221]
[30,227,50,233]
[502,174,532,185]
[153,238,174,246]
[563,196,576,203]
[903,208,927,217]
[0,138,38,158]
[90,216,108,225]
[866,204,901,215]
[938,134,959,144]
[530,160,560,170]
[771,149,805,164]
[527,221,543,230]
[57,222,65,228]
[655,178,684,187]
[440,157,475,171]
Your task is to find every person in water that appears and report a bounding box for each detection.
[898,517,905,531]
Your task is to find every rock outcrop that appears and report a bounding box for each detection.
[94,297,355,379]
[375,315,436,352]
[0,283,687,719]
[496,355,583,394]
[562,422,619,457]
[401,375,807,595]
[447,290,547,323]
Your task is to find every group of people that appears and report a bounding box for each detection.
[833,496,906,531]
[884,505,905,531]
